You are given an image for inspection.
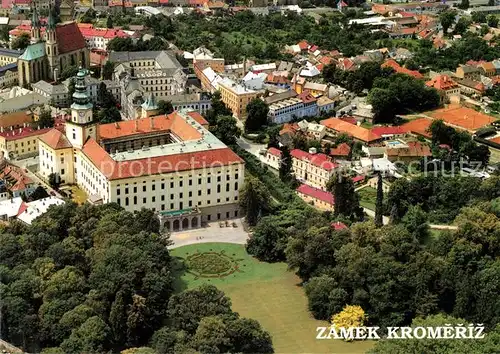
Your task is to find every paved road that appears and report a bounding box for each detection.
[168,218,250,249]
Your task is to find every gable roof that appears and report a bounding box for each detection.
[18,42,45,61]
[39,129,72,150]
[426,75,458,91]
[55,22,87,55]
[400,117,432,138]
[329,143,351,157]
[386,141,432,158]
[296,184,334,205]
[321,117,381,143]
[290,149,338,171]
[382,59,423,79]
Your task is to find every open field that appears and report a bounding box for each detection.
[171,243,374,354]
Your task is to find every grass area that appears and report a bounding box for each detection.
[358,186,378,211]
[62,185,87,204]
[360,121,374,129]
[171,243,374,354]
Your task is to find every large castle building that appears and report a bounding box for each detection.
[18,6,88,87]
[38,69,245,231]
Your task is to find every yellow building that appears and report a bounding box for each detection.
[0,49,21,66]
[218,78,259,119]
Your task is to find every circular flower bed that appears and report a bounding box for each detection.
[185,251,242,279]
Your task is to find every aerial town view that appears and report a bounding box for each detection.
[1,0,500,352]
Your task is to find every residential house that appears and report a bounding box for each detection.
[382,59,423,79]
[0,63,18,88]
[479,62,496,77]
[296,184,334,211]
[291,148,338,190]
[329,143,351,160]
[278,122,299,147]
[218,77,260,119]
[456,65,481,80]
[456,78,485,97]
[321,117,382,144]
[17,196,65,224]
[317,95,336,114]
[425,75,460,103]
[267,91,318,124]
[0,196,23,221]
[265,147,281,170]
[385,141,432,163]
[0,163,36,198]
[370,126,408,140]
[303,82,328,97]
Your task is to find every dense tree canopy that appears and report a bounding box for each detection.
[0,203,271,353]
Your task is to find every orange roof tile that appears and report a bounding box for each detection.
[320,118,381,143]
[400,117,433,138]
[426,75,458,91]
[187,111,209,126]
[329,143,351,157]
[39,129,72,150]
[386,141,432,158]
[98,112,202,141]
[382,59,423,79]
[429,106,496,131]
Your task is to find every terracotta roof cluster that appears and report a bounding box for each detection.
[291,149,338,171]
[279,123,299,136]
[187,111,209,126]
[296,184,334,205]
[429,106,496,131]
[0,164,33,192]
[386,141,432,158]
[298,90,317,104]
[382,59,423,79]
[352,175,365,183]
[321,118,381,143]
[329,143,351,157]
[426,75,458,91]
[78,23,130,40]
[266,74,290,85]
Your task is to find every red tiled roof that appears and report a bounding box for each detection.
[298,90,317,104]
[331,221,348,230]
[339,116,357,125]
[81,138,244,180]
[78,24,130,40]
[291,149,338,171]
[370,126,408,136]
[39,128,72,150]
[426,75,458,91]
[298,40,309,50]
[329,143,351,157]
[321,118,382,143]
[279,123,299,136]
[98,113,202,141]
[309,45,318,52]
[352,175,365,183]
[400,117,433,138]
[382,59,423,79]
[296,184,334,205]
[267,147,282,157]
[187,111,209,126]
[17,202,28,216]
[319,56,333,65]
[56,22,87,55]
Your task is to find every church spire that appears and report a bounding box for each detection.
[48,5,57,30]
[30,4,41,43]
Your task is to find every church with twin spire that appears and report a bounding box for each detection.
[17,6,88,87]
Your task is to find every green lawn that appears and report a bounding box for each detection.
[171,243,374,354]
[358,186,378,211]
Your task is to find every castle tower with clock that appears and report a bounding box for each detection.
[66,69,97,149]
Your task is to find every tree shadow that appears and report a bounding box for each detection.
[170,256,188,293]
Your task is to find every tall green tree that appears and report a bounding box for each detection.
[210,115,241,145]
[157,100,174,115]
[204,91,232,126]
[244,98,269,132]
[12,33,30,50]
[278,146,292,182]
[375,173,384,228]
[102,61,114,80]
[440,11,456,36]
[327,172,362,220]
[37,108,55,129]
[239,176,271,226]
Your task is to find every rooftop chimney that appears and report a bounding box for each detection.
[134,119,138,132]
[150,117,154,130]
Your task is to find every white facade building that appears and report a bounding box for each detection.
[38,69,244,230]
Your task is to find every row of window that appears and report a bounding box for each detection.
[117,181,239,196]
[117,195,239,210]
